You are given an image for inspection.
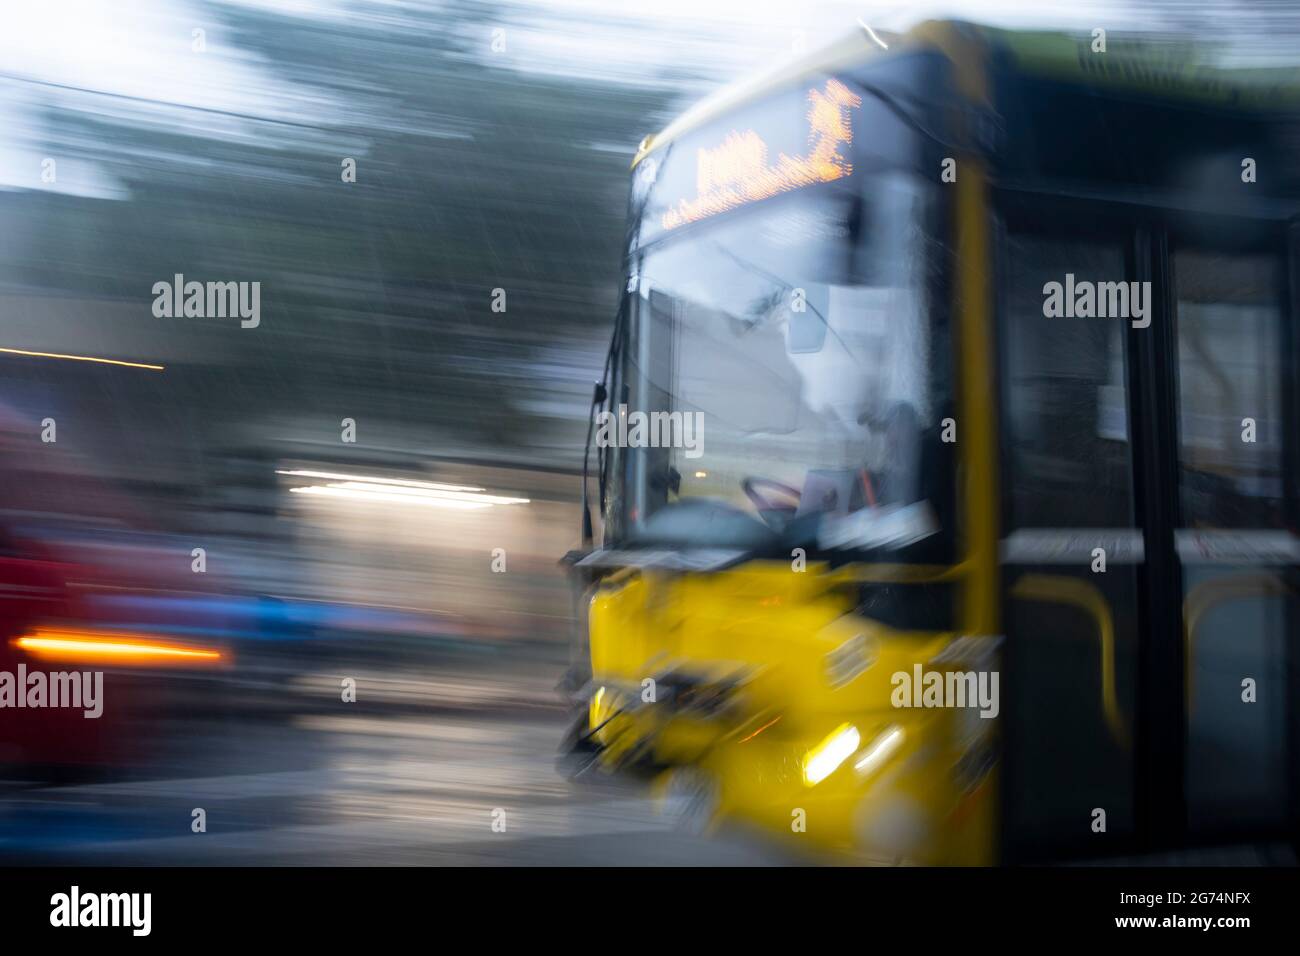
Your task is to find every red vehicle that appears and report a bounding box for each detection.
[0,415,227,778]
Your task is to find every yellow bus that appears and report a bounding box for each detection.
[565,20,1300,864]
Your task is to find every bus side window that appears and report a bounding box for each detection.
[1174,250,1284,528]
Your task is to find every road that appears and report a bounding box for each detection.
[0,663,791,866]
[1,664,1291,866]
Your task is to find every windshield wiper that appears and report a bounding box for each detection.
[579,289,629,546]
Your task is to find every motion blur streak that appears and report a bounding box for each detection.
[13,631,226,665]
[275,469,488,492]
[290,486,481,509]
[0,347,165,371]
[290,481,531,507]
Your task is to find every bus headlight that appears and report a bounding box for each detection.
[854,725,904,777]
[802,723,860,786]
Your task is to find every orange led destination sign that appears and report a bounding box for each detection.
[661,78,862,231]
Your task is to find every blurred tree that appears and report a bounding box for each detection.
[2,0,684,479]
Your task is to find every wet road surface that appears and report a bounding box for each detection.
[0,664,792,866]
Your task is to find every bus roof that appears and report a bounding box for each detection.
[630,20,1300,169]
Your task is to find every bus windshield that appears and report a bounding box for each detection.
[611,172,953,557]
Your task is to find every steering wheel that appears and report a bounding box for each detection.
[742,476,802,515]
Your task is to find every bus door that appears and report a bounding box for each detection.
[996,193,1300,859]
[1169,219,1299,847]
[995,196,1144,861]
